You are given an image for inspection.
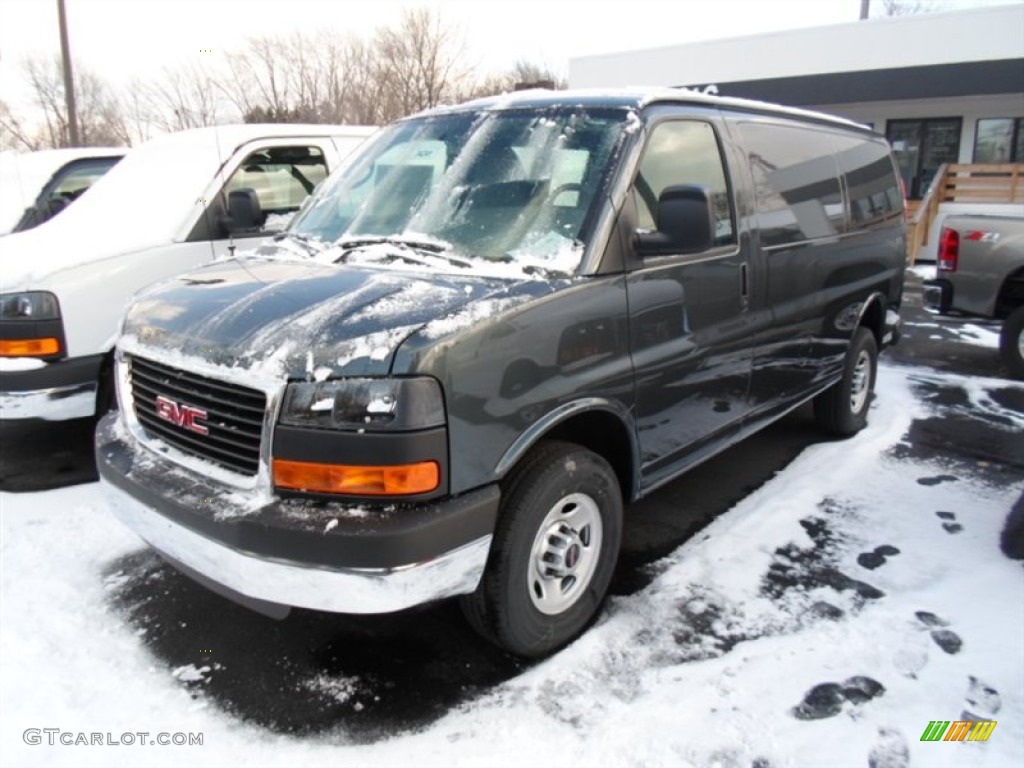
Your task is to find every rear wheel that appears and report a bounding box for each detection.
[461,441,622,658]
[814,327,878,436]
[1000,306,1024,380]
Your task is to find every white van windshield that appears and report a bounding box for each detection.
[289,108,628,275]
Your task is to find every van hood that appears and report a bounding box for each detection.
[120,255,552,381]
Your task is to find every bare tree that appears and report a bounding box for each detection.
[373,7,468,120]
[458,59,567,101]
[137,63,222,132]
[227,9,469,126]
[223,35,292,121]
[21,55,124,147]
[7,6,566,143]
[0,99,40,150]
[337,36,393,125]
[508,60,567,90]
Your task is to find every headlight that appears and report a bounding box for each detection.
[279,377,445,430]
[0,291,61,320]
[0,291,63,357]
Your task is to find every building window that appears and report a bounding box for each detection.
[974,118,1024,163]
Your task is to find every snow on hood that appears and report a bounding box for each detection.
[0,147,125,235]
[120,255,548,382]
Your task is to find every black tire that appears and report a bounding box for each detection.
[461,441,623,658]
[1000,306,1024,380]
[814,327,878,437]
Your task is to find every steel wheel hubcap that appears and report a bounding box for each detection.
[850,349,872,414]
[528,493,603,616]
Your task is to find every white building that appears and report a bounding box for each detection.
[570,4,1024,203]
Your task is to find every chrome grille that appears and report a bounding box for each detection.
[128,355,266,475]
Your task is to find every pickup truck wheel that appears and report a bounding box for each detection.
[814,327,878,436]
[461,441,622,658]
[1000,306,1024,380]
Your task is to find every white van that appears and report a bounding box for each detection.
[0,123,375,421]
[0,147,126,235]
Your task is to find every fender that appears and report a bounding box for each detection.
[854,291,888,342]
[494,396,641,500]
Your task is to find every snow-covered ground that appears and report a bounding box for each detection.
[1,365,1022,768]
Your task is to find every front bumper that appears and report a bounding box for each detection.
[0,354,103,420]
[96,412,500,615]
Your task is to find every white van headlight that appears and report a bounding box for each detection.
[0,291,60,320]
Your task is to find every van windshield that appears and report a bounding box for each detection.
[288,107,629,275]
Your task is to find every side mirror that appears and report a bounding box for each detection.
[635,184,714,257]
[219,188,263,236]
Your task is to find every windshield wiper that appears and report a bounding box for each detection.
[334,235,449,253]
[334,236,473,269]
[272,231,323,255]
[519,263,571,279]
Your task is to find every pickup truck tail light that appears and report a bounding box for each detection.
[937,227,959,272]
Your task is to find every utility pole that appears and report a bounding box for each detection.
[860,0,871,19]
[57,0,80,146]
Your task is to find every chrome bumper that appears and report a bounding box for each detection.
[100,477,492,615]
[0,380,97,420]
[922,279,952,313]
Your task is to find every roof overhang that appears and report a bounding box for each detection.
[683,58,1024,108]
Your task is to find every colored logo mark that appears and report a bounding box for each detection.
[920,720,997,742]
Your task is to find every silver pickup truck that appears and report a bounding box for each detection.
[923,215,1024,379]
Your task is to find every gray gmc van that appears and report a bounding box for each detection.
[97,89,905,657]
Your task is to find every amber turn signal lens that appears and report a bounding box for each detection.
[273,459,440,496]
[0,338,60,357]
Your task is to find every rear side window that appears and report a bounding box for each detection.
[738,122,844,247]
[633,121,735,247]
[831,135,903,227]
[49,158,119,203]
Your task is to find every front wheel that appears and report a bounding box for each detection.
[1000,306,1024,380]
[461,441,623,658]
[814,327,878,436]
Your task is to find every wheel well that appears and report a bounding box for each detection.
[859,297,884,346]
[996,268,1024,319]
[543,410,635,502]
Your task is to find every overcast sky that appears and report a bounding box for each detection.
[0,0,1019,114]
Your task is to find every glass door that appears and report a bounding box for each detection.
[886,118,962,199]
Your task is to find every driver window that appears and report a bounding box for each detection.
[634,121,735,245]
[222,145,328,233]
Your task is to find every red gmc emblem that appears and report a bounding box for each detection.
[155,395,209,436]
